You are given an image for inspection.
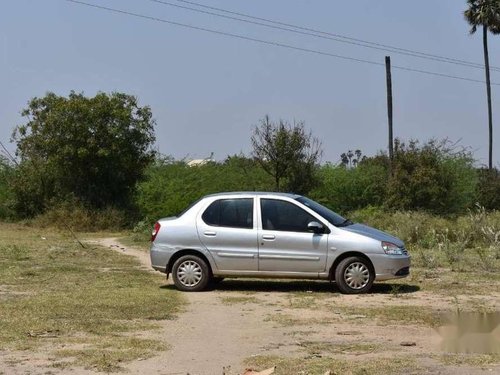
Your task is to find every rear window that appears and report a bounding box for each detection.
[202,198,254,229]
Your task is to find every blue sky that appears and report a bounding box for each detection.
[1,0,500,166]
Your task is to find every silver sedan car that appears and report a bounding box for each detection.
[150,192,410,294]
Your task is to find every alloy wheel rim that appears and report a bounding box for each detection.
[177,260,203,287]
[344,262,370,290]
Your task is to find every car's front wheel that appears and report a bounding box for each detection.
[335,256,374,294]
[172,255,210,292]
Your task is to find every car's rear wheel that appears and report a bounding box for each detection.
[335,256,374,294]
[172,255,210,292]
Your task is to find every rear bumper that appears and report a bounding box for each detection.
[152,264,167,272]
[150,243,172,273]
[369,254,411,281]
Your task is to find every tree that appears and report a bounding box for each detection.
[340,149,366,168]
[465,0,500,169]
[0,155,15,219]
[11,91,156,216]
[251,116,322,194]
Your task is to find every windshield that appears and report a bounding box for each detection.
[296,196,352,227]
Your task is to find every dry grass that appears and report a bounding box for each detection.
[219,296,259,305]
[53,337,167,372]
[265,304,445,328]
[0,223,184,371]
[299,340,382,355]
[437,353,500,367]
[245,355,419,375]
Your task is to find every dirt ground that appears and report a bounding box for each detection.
[1,238,499,375]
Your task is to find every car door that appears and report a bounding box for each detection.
[197,197,258,271]
[257,198,328,273]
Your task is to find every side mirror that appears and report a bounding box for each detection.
[307,221,325,234]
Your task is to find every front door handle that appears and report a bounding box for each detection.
[262,234,276,241]
[204,231,217,237]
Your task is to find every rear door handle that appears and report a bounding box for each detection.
[262,234,276,241]
[204,231,217,237]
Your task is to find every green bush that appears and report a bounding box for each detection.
[385,139,477,214]
[31,200,129,232]
[311,139,476,216]
[310,162,387,214]
[349,208,450,245]
[476,168,500,210]
[136,155,274,220]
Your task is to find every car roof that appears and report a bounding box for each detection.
[204,191,302,199]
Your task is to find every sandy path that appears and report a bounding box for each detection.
[95,238,296,375]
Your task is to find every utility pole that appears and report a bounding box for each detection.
[385,56,394,167]
[483,26,493,170]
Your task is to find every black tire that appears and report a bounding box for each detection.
[335,256,374,294]
[172,255,210,292]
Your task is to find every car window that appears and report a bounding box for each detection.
[295,196,349,227]
[261,199,317,232]
[202,198,254,229]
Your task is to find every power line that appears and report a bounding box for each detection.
[150,0,490,71]
[172,0,500,72]
[63,0,500,86]
[0,140,18,167]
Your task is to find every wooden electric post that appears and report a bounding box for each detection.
[385,56,394,166]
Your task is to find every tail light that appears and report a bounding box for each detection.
[151,222,161,242]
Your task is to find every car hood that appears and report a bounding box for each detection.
[341,223,404,247]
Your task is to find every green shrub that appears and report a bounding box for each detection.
[347,206,388,226]
[129,220,154,244]
[385,139,477,214]
[349,208,451,246]
[311,139,476,216]
[310,162,387,214]
[31,200,129,232]
[477,168,500,210]
[136,155,274,219]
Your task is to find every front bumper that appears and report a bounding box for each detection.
[369,254,411,281]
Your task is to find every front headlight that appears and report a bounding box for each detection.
[381,241,404,255]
